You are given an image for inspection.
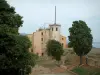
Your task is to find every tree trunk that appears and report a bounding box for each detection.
[80,56,82,65]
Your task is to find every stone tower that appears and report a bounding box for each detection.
[49,24,61,42]
[49,6,61,42]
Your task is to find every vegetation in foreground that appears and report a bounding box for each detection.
[72,66,100,75]
[0,0,38,75]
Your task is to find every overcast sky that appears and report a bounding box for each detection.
[7,0,100,42]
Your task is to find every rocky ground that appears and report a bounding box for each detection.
[30,58,75,75]
[30,48,100,75]
[30,65,75,75]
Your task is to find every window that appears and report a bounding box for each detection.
[41,38,43,41]
[52,28,53,31]
[31,49,33,52]
[62,38,64,40]
[41,32,43,35]
[56,28,58,31]
[42,53,44,56]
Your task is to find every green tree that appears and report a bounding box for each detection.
[0,34,37,75]
[0,0,23,34]
[46,40,64,63]
[68,42,73,48]
[68,20,93,65]
[0,0,37,75]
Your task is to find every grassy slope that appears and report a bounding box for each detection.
[72,66,100,75]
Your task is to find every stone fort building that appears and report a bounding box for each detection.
[27,6,67,56]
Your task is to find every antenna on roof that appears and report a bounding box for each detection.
[55,6,56,24]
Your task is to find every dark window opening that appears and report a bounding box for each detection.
[52,28,53,31]
[42,53,44,56]
[31,49,33,52]
[41,32,43,35]
[41,38,43,41]
[56,28,58,31]
[62,38,64,40]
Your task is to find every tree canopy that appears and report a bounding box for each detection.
[0,34,37,74]
[68,42,73,48]
[0,0,37,75]
[68,20,93,65]
[46,40,64,61]
[0,0,23,34]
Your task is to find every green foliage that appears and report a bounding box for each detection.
[95,72,100,75]
[0,0,37,75]
[72,67,100,75]
[0,34,37,75]
[68,20,93,64]
[0,0,10,9]
[68,42,73,48]
[68,20,93,56]
[46,40,64,61]
[0,0,23,34]
[72,67,89,75]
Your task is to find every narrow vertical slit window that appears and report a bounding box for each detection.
[41,38,43,41]
[56,28,58,31]
[41,32,43,35]
[52,28,53,31]
[62,38,63,40]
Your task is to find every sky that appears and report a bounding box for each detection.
[7,0,100,43]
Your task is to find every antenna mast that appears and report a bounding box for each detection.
[55,6,56,24]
